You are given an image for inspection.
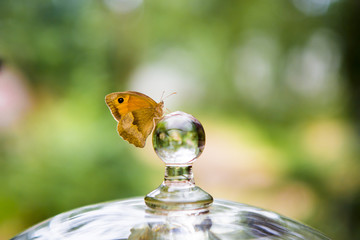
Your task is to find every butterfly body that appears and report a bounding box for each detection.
[105,91,164,148]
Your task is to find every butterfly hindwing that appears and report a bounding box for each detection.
[117,108,156,148]
[117,113,144,148]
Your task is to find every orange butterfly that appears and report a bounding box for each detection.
[105,91,164,148]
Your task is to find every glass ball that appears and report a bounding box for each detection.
[153,111,205,165]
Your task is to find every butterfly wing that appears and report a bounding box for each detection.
[117,108,157,148]
[105,91,163,148]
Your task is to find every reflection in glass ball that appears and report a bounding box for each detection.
[153,111,205,165]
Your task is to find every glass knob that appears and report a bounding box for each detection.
[145,111,213,211]
[153,111,205,165]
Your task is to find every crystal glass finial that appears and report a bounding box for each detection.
[145,111,213,211]
[153,111,205,165]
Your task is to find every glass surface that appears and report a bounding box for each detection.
[12,197,329,240]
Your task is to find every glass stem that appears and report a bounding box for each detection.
[164,165,195,184]
[145,163,213,211]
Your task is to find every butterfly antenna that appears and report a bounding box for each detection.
[160,91,165,101]
[161,91,177,102]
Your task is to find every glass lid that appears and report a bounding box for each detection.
[12,111,330,240]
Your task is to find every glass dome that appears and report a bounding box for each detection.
[12,111,330,240]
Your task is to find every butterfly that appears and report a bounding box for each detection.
[105,91,164,148]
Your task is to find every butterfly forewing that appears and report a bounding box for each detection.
[105,92,157,121]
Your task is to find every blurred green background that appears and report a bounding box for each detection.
[0,0,359,239]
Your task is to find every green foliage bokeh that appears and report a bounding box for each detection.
[0,0,359,239]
